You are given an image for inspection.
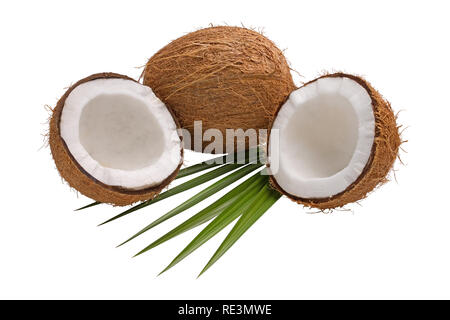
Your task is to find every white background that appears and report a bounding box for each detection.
[0,0,448,299]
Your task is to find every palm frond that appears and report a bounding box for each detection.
[130,169,265,254]
[118,163,263,245]
[198,183,281,277]
[158,174,269,275]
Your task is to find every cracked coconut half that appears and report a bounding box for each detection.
[268,73,401,209]
[49,73,183,206]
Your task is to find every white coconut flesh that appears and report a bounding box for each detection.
[60,78,182,190]
[269,77,375,199]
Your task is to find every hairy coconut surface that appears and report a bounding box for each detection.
[143,26,295,153]
[268,73,401,209]
[49,73,183,206]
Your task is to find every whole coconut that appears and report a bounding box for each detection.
[143,26,295,153]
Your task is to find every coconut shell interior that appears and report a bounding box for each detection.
[143,26,296,153]
[268,73,401,209]
[49,73,183,206]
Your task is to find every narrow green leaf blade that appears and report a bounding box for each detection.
[132,169,265,253]
[175,162,222,179]
[158,174,269,274]
[132,198,234,254]
[75,201,100,211]
[119,163,263,245]
[198,184,281,277]
[98,163,247,226]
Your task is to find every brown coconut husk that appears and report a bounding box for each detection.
[268,73,402,209]
[143,26,296,153]
[49,73,183,206]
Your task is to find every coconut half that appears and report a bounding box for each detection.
[268,73,400,209]
[49,73,183,206]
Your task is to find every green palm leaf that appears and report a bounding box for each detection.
[118,163,263,245]
[130,169,265,254]
[157,173,269,275]
[75,201,100,211]
[198,183,281,277]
